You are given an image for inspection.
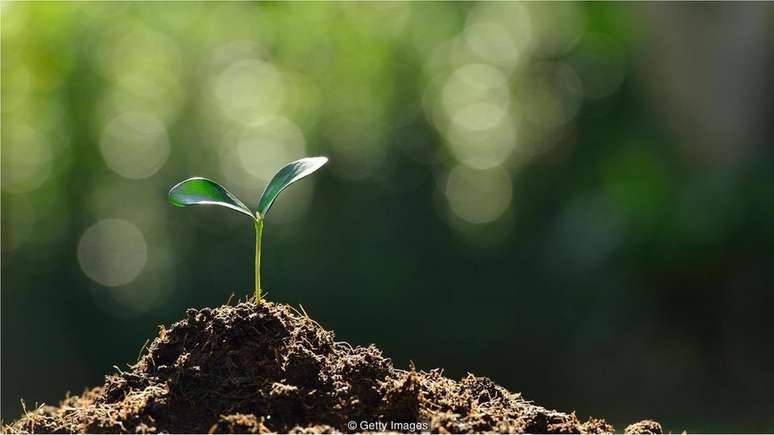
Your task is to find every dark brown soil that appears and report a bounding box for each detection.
[4,301,662,434]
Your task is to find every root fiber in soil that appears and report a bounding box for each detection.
[4,302,662,434]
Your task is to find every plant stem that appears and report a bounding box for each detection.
[254,218,263,303]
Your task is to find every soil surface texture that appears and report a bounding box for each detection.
[4,301,662,434]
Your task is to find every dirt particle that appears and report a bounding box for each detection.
[625,420,664,434]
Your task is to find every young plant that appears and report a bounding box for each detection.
[168,157,328,303]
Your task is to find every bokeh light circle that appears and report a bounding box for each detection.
[441,63,510,119]
[99,112,170,179]
[437,63,517,169]
[220,116,306,187]
[237,117,307,181]
[445,165,513,224]
[77,219,148,287]
[214,59,284,124]
[1,124,54,193]
[465,2,532,69]
[464,21,524,68]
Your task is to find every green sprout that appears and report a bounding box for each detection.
[168,157,328,303]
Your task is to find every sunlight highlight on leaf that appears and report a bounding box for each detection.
[257,157,328,218]
[168,177,254,219]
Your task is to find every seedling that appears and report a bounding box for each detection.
[168,157,328,303]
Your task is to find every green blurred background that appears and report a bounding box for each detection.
[3,2,774,432]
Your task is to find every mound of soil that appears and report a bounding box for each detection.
[4,302,662,434]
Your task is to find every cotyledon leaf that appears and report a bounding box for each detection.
[257,156,328,218]
[168,177,255,219]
